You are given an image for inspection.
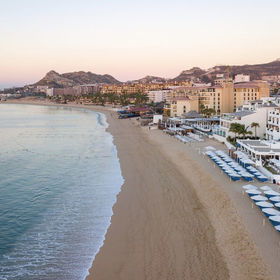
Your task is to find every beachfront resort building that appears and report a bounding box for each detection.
[215,105,276,139]
[267,107,280,141]
[165,81,270,114]
[164,96,199,117]
[237,139,280,163]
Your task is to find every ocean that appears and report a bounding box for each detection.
[0,104,123,280]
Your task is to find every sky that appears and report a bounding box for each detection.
[0,0,279,88]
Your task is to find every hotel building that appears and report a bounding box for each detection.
[165,81,270,115]
[163,96,199,117]
[267,108,280,141]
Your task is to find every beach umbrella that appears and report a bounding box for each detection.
[274,225,280,232]
[264,190,280,198]
[255,201,274,209]
[260,186,272,191]
[246,189,262,197]
[261,208,280,217]
[274,203,280,210]
[270,196,280,203]
[257,176,268,182]
[269,215,280,226]
[242,185,258,190]
[251,195,268,202]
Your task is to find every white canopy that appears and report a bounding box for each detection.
[264,190,280,196]
[269,216,280,222]
[242,185,258,190]
[251,195,268,201]
[260,186,272,191]
[262,208,280,215]
[269,196,280,202]
[256,202,274,208]
[246,189,262,195]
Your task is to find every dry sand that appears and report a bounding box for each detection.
[5,99,277,280]
[87,114,275,280]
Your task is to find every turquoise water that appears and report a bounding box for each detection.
[0,104,123,280]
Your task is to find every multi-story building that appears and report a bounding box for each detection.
[232,81,269,111]
[100,81,192,95]
[234,74,250,83]
[266,108,280,141]
[165,81,270,114]
[147,90,171,103]
[215,105,275,139]
[163,96,199,117]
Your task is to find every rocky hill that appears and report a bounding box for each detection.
[35,60,280,88]
[129,75,167,84]
[215,60,280,80]
[171,67,207,82]
[170,60,280,82]
[35,70,120,88]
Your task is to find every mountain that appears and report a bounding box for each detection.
[129,75,167,84]
[35,70,120,88]
[170,60,280,83]
[61,71,120,85]
[171,67,207,82]
[221,60,280,80]
[35,60,280,88]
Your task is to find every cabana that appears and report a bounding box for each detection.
[260,186,272,191]
[251,195,268,202]
[264,190,280,199]
[269,215,280,226]
[242,185,258,190]
[269,196,280,203]
[246,189,262,197]
[240,172,254,181]
[255,201,274,209]
[261,208,280,217]
[274,203,280,210]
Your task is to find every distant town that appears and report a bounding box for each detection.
[2,60,280,184]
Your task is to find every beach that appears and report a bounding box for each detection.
[87,113,276,280]
[5,98,278,280]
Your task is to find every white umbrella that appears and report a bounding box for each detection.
[251,195,268,201]
[242,185,258,190]
[264,190,280,197]
[260,186,272,191]
[255,202,274,208]
[246,189,262,195]
[269,196,280,203]
[262,208,280,216]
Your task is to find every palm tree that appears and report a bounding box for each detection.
[251,122,260,138]
[229,123,252,139]
[239,125,252,138]
[229,123,240,139]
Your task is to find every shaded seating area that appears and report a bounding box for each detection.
[206,149,268,182]
[206,150,258,182]
[243,184,280,231]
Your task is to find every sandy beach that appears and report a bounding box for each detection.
[5,98,279,280]
[86,112,277,280]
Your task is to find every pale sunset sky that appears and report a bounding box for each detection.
[0,0,279,88]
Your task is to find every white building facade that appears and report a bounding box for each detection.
[267,108,280,141]
[234,74,250,83]
[215,106,273,139]
[147,90,170,103]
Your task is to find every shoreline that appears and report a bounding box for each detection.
[4,99,277,280]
